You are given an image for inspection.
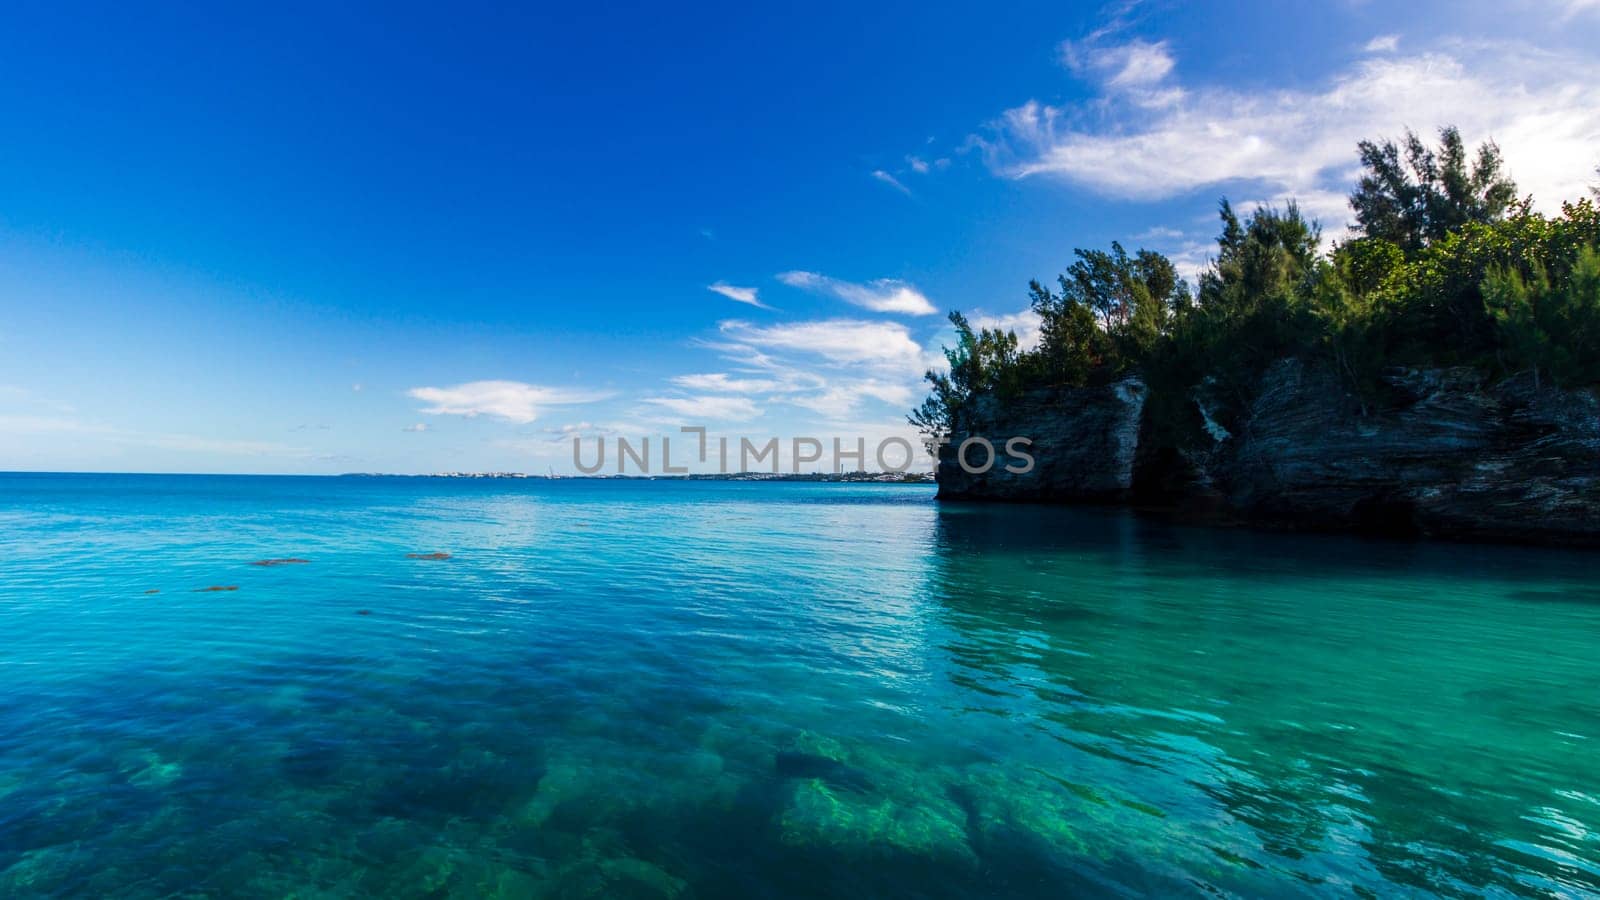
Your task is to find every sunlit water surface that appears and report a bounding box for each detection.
[2,474,1598,898]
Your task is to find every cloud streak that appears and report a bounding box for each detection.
[776,271,938,316]
[719,318,928,370]
[658,315,945,424]
[981,39,1600,232]
[707,281,771,309]
[1060,36,1180,107]
[1364,34,1400,53]
[409,381,611,424]
[670,373,791,394]
[641,395,762,421]
[871,169,913,195]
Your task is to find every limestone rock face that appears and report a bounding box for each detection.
[1216,360,1600,544]
[936,360,1600,546]
[936,376,1148,503]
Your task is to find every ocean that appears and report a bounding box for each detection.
[1,473,1597,897]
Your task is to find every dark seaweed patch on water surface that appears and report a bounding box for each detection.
[405,551,451,560]
[279,736,349,787]
[1507,587,1600,606]
[142,589,159,594]
[1028,602,1114,624]
[373,753,547,822]
[194,585,238,592]
[250,558,310,567]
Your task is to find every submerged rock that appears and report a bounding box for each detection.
[774,751,874,793]
[776,770,977,870]
[406,552,452,561]
[121,750,183,788]
[250,558,310,567]
[194,585,239,592]
[768,732,978,869]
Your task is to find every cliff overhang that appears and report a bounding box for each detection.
[936,361,1600,546]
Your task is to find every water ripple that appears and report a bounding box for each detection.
[1,474,1598,897]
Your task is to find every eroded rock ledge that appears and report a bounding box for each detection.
[937,360,1600,546]
[936,376,1147,503]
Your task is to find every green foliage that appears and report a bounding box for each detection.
[1201,200,1320,310]
[1334,237,1405,296]
[1027,277,1107,387]
[1373,199,1600,363]
[1186,202,1321,378]
[910,129,1600,447]
[908,312,1024,441]
[1350,126,1519,254]
[1483,245,1600,388]
[1023,241,1188,387]
[1305,237,1403,406]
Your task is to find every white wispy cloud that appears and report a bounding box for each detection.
[980,39,1600,233]
[904,155,951,174]
[1134,225,1185,241]
[719,318,927,370]
[670,372,791,394]
[707,281,771,309]
[408,380,611,424]
[789,379,917,420]
[1062,36,1175,90]
[775,271,938,316]
[401,423,429,433]
[536,420,632,443]
[871,169,913,195]
[1364,34,1400,53]
[641,395,762,421]
[546,421,598,434]
[660,317,941,424]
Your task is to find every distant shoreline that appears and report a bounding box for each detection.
[337,471,936,484]
[0,471,935,482]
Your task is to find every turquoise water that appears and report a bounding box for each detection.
[2,474,1598,898]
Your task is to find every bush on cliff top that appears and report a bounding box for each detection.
[912,127,1600,445]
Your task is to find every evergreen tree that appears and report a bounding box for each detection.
[908,312,1023,442]
[1350,126,1519,253]
[1027,277,1107,387]
[1029,242,1188,382]
[1483,262,1550,388]
[1483,246,1600,388]
[909,128,1600,451]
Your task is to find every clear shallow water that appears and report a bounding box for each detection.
[1,474,1598,899]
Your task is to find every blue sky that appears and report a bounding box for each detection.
[2,0,1598,473]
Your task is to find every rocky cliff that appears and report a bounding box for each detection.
[937,360,1600,546]
[936,377,1147,503]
